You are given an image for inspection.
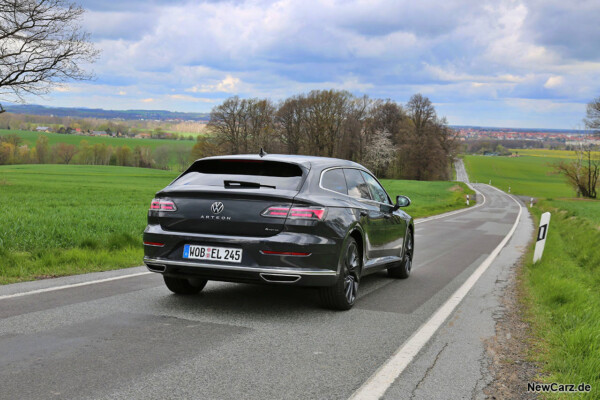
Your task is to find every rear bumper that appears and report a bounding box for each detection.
[144,257,338,286]
[143,225,342,287]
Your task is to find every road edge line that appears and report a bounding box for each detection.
[348,187,523,400]
[0,271,152,300]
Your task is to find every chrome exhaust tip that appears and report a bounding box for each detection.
[146,263,166,273]
[259,273,301,283]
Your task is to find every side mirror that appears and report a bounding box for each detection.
[394,195,411,210]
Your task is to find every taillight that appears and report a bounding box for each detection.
[289,208,325,219]
[261,206,326,220]
[150,198,177,212]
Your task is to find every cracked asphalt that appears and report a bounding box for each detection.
[0,180,530,400]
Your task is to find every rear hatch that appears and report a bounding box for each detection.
[155,159,307,237]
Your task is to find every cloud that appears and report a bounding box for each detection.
[25,0,599,128]
[544,76,564,89]
[141,98,155,103]
[523,0,600,61]
[167,94,215,103]
[187,76,242,94]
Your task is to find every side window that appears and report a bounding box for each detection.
[361,171,391,204]
[321,168,348,194]
[343,169,372,200]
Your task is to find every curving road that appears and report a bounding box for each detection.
[0,183,532,400]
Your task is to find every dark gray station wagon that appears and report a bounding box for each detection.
[143,154,414,310]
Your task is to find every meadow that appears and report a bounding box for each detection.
[465,152,600,398]
[463,154,574,198]
[0,129,195,150]
[0,164,474,284]
[512,148,600,159]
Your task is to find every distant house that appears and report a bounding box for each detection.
[135,133,151,139]
[92,131,108,136]
[36,126,50,132]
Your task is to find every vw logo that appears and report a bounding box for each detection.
[211,202,224,214]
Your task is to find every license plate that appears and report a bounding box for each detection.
[183,245,242,263]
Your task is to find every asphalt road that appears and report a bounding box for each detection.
[455,159,470,183]
[0,183,528,400]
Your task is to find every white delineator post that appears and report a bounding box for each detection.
[533,212,551,263]
[466,195,470,206]
[530,198,534,208]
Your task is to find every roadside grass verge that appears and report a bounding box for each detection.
[0,165,474,284]
[465,150,600,397]
[381,179,475,218]
[523,200,600,398]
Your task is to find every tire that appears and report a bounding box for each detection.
[388,230,413,279]
[163,276,207,295]
[319,238,361,310]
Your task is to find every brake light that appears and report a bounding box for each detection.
[289,208,325,219]
[261,206,326,220]
[150,198,177,212]
[144,241,165,247]
[262,207,290,217]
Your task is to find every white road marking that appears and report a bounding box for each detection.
[349,187,523,400]
[0,271,152,300]
[415,183,486,225]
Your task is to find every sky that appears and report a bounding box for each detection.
[26,0,600,129]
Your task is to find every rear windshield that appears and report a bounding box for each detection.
[173,159,305,191]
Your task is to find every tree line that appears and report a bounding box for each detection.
[0,134,193,170]
[202,90,459,180]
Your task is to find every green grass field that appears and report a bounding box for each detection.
[0,165,178,284]
[0,129,194,150]
[0,164,474,284]
[464,155,574,198]
[465,151,600,398]
[512,148,600,159]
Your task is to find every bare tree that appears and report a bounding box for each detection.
[584,96,600,134]
[173,144,191,171]
[303,90,351,157]
[153,145,170,170]
[0,0,98,112]
[53,142,76,164]
[246,98,276,152]
[208,96,248,154]
[554,144,599,198]
[276,96,305,154]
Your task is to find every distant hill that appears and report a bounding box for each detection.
[3,104,210,122]
[450,125,595,135]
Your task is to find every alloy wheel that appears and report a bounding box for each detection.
[344,243,360,304]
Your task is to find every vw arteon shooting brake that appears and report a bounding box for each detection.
[143,153,414,310]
